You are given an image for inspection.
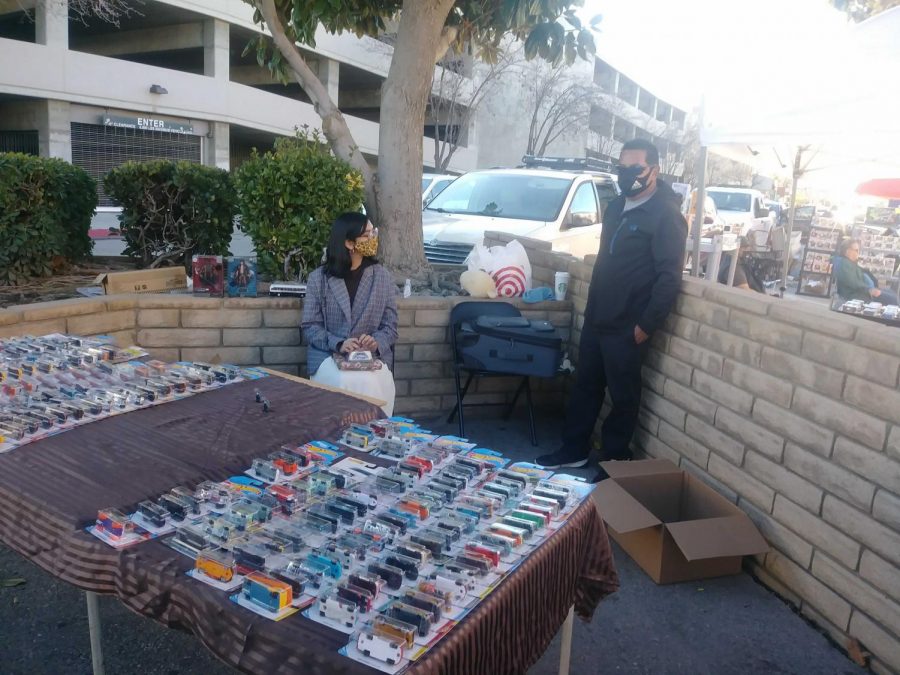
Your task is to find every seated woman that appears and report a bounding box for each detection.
[301,213,399,415]
[833,238,900,305]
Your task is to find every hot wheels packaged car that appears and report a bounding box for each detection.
[95,508,132,540]
[402,589,443,623]
[318,590,358,628]
[368,562,404,590]
[196,548,235,583]
[372,615,416,650]
[137,500,168,528]
[243,572,292,612]
[337,582,374,613]
[385,552,419,581]
[387,601,432,637]
[357,629,404,665]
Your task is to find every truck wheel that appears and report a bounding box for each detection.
[319,610,325,617]
[363,649,370,657]
[387,658,396,665]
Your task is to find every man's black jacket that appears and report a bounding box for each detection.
[585,179,688,335]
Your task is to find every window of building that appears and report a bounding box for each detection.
[613,117,634,143]
[638,90,655,116]
[589,105,613,135]
[71,122,201,206]
[656,100,671,123]
[671,109,686,129]
[0,130,39,154]
[593,59,617,92]
[616,76,638,106]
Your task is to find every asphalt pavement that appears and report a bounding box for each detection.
[0,412,862,675]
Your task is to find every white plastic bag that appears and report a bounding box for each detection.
[467,239,533,297]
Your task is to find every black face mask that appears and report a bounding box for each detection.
[617,165,653,198]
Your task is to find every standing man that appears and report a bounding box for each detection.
[536,139,687,480]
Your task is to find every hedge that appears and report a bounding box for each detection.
[104,160,236,270]
[0,153,96,284]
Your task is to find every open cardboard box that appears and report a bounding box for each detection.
[94,268,186,295]
[592,459,768,584]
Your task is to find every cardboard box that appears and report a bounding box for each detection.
[592,459,768,584]
[93,268,186,295]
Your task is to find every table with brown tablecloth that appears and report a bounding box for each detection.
[0,376,619,675]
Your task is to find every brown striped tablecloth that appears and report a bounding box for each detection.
[0,376,619,675]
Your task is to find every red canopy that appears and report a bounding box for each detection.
[856,178,900,199]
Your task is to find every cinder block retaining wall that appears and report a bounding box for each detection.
[0,293,572,418]
[3,233,899,670]
[484,231,900,674]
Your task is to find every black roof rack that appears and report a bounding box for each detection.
[520,155,615,173]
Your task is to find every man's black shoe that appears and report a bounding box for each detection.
[535,451,590,470]
[589,467,611,483]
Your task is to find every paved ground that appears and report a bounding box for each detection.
[0,413,862,675]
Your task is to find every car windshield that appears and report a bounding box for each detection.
[709,191,752,212]
[421,178,432,191]
[795,206,815,219]
[425,173,572,221]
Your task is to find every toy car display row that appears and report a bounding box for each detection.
[96,416,587,671]
[0,334,254,451]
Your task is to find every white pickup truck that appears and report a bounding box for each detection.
[422,159,619,265]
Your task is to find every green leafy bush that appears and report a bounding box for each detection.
[103,160,235,270]
[234,129,365,280]
[0,153,96,285]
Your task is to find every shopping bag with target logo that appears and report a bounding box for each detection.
[467,239,532,298]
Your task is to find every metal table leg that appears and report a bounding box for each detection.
[558,605,574,675]
[85,591,105,675]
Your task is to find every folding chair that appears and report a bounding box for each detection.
[446,301,538,446]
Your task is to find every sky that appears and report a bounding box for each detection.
[579,0,900,195]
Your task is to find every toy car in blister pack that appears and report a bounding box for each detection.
[464,542,501,568]
[363,518,398,543]
[310,472,338,495]
[405,455,434,473]
[501,515,535,538]
[384,552,420,581]
[492,477,524,497]
[524,495,561,517]
[368,562,404,590]
[433,518,464,543]
[476,488,508,509]
[518,500,556,522]
[374,512,409,536]
[256,531,293,554]
[457,494,493,518]
[196,548,235,583]
[318,590,358,628]
[95,508,132,540]
[374,474,406,494]
[158,493,189,521]
[228,502,265,530]
[532,486,568,510]
[488,523,524,547]
[416,581,454,610]
[281,444,314,467]
[169,486,201,514]
[268,451,299,476]
[206,517,238,543]
[394,541,431,565]
[325,499,357,525]
[333,493,368,518]
[357,629,404,665]
[386,601,432,637]
[243,572,293,612]
[307,552,343,579]
[267,484,300,514]
[267,523,309,554]
[396,460,426,480]
[337,582,375,613]
[377,437,408,458]
[234,542,270,573]
[372,615,416,650]
[511,509,547,529]
[305,507,340,534]
[402,589,443,623]
[226,475,265,495]
[426,478,458,502]
[137,499,169,527]
[396,498,430,521]
[272,560,311,594]
[349,572,384,600]
[252,458,280,482]
[478,532,515,556]
[173,523,209,550]
[450,553,491,576]
[409,530,449,558]
[326,541,362,569]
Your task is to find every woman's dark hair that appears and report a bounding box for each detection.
[324,212,370,278]
[838,238,859,257]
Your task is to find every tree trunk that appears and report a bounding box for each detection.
[376,0,455,280]
[256,0,379,223]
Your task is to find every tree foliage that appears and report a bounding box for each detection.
[233,129,365,281]
[0,153,96,285]
[242,0,598,279]
[104,161,235,270]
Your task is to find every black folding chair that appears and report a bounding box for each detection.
[446,301,538,446]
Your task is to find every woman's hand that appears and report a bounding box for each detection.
[357,334,379,352]
[339,338,360,353]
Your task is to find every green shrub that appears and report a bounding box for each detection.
[234,129,365,281]
[103,160,236,270]
[0,153,97,285]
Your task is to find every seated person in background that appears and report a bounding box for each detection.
[301,213,399,415]
[718,236,766,293]
[833,238,900,305]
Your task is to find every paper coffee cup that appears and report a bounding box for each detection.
[554,271,570,301]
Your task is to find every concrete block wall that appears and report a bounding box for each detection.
[635,279,900,672]
[485,231,900,672]
[0,293,573,420]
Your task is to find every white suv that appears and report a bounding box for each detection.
[422,159,619,264]
[706,187,775,248]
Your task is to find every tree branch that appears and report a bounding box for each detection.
[434,25,458,63]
